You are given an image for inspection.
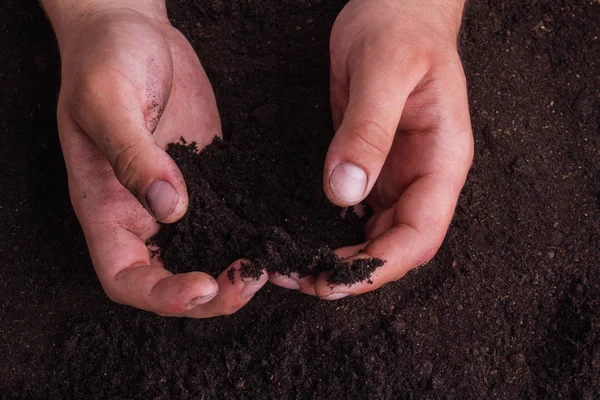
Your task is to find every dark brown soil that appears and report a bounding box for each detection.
[1,0,599,399]
[150,139,383,284]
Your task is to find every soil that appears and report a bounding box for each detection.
[1,0,599,399]
[150,139,383,284]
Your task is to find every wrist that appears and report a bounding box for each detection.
[41,0,168,47]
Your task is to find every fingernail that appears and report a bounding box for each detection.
[146,180,178,220]
[187,292,217,308]
[322,292,349,301]
[330,162,367,203]
[241,280,264,300]
[271,275,300,290]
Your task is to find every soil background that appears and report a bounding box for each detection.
[1,0,599,399]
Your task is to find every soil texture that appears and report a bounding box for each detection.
[1,0,599,399]
[150,139,383,284]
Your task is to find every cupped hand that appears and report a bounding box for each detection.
[271,0,473,299]
[55,5,267,316]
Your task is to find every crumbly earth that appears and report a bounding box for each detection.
[1,0,599,399]
[149,138,383,285]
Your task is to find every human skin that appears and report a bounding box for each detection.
[42,0,268,317]
[42,0,472,313]
[269,0,473,299]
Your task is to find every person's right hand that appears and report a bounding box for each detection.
[48,2,267,317]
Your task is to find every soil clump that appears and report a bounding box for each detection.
[150,138,383,285]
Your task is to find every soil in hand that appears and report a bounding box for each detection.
[150,138,384,285]
[2,0,600,399]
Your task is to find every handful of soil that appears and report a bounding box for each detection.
[150,137,384,285]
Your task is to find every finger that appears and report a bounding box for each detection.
[268,243,371,297]
[316,170,466,299]
[364,207,395,240]
[333,243,368,259]
[87,223,219,315]
[269,272,301,290]
[269,272,317,296]
[183,260,268,318]
[69,56,187,223]
[273,244,371,299]
[325,51,431,206]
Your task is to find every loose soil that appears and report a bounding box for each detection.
[150,139,383,284]
[1,1,599,399]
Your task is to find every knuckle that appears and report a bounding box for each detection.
[112,142,146,196]
[351,119,394,157]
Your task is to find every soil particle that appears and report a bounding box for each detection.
[1,0,600,399]
[149,139,384,285]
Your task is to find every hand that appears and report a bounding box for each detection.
[271,0,473,299]
[48,1,267,317]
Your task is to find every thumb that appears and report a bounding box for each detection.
[110,133,188,223]
[324,54,429,206]
[71,75,187,223]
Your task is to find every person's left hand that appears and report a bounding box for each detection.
[270,0,473,299]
